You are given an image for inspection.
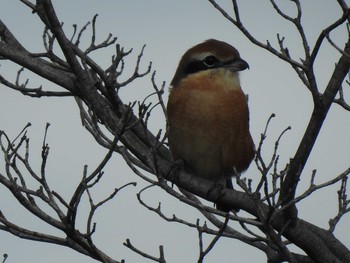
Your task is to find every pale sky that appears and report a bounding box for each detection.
[0,1,349,262]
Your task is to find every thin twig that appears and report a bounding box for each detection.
[124,239,166,263]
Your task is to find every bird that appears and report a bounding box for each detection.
[167,39,255,211]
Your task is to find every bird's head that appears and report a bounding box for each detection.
[171,39,249,86]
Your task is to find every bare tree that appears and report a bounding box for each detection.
[0,1,350,263]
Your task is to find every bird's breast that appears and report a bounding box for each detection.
[167,70,254,180]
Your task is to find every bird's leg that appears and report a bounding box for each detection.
[205,177,234,212]
[212,173,241,212]
[167,159,185,187]
[206,179,224,205]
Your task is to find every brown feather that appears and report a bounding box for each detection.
[167,39,254,182]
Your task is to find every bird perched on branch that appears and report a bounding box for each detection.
[167,39,255,211]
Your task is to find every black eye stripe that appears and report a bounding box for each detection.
[184,56,221,75]
[183,60,206,75]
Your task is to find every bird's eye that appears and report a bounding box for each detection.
[203,55,218,67]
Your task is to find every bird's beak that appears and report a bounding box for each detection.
[225,58,249,72]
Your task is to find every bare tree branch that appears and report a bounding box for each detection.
[329,176,350,232]
[123,239,166,263]
[279,39,350,219]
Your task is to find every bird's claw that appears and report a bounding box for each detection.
[167,159,185,187]
[208,180,239,213]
